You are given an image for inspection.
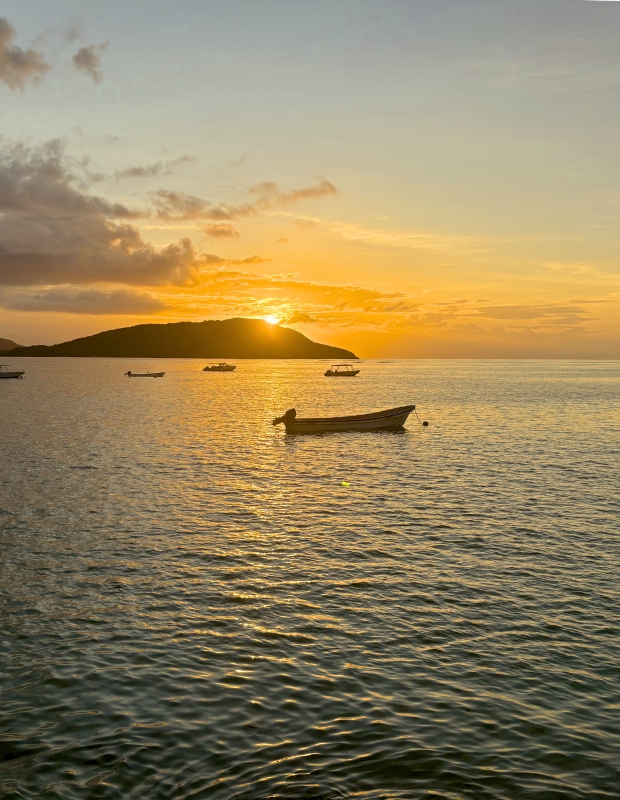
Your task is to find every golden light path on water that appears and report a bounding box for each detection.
[0,359,619,799]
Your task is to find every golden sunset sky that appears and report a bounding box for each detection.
[1,0,619,357]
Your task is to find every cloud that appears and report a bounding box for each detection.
[294,216,320,230]
[0,137,340,294]
[0,138,199,287]
[72,42,108,83]
[65,23,82,44]
[328,221,481,253]
[4,287,168,315]
[202,223,240,239]
[115,155,197,181]
[250,177,337,207]
[152,189,257,222]
[201,255,266,266]
[544,261,598,276]
[152,178,338,223]
[477,304,587,323]
[407,299,595,332]
[283,310,314,325]
[0,17,50,90]
[197,269,403,311]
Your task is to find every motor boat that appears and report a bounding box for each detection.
[272,405,419,433]
[125,371,165,378]
[203,362,236,372]
[0,364,25,379]
[324,364,360,377]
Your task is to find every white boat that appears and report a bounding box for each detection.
[272,405,417,433]
[0,364,25,379]
[324,364,360,377]
[125,371,165,378]
[203,362,236,372]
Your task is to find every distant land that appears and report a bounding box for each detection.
[0,318,357,360]
[0,338,23,352]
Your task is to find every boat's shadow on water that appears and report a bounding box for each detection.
[282,427,411,440]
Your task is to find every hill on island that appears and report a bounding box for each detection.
[0,338,23,352]
[0,318,357,360]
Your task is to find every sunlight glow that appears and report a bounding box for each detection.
[263,315,280,325]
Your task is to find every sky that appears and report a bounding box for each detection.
[0,0,619,357]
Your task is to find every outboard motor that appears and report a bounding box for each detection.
[272,408,297,426]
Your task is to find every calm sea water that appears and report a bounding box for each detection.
[0,359,618,800]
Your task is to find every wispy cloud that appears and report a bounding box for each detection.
[72,42,108,83]
[202,223,240,239]
[151,178,337,223]
[250,177,336,208]
[283,310,314,324]
[194,269,404,316]
[0,17,50,90]
[3,287,168,315]
[327,221,482,253]
[115,155,197,181]
[275,213,482,254]
[407,298,601,332]
[151,189,256,222]
[544,261,599,276]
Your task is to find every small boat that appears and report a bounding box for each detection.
[125,371,165,378]
[324,364,359,377]
[272,405,417,434]
[203,362,236,372]
[0,364,25,379]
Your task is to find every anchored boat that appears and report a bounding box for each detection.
[203,362,236,372]
[272,405,418,434]
[324,364,360,377]
[0,364,25,379]
[125,371,165,378]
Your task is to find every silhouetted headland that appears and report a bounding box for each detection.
[0,338,23,352]
[0,318,357,359]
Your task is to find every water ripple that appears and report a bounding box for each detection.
[0,359,619,798]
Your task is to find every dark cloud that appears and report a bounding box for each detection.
[0,17,50,90]
[115,155,197,181]
[72,42,108,83]
[202,223,240,239]
[0,138,198,287]
[0,137,336,292]
[4,287,167,315]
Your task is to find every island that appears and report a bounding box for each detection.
[0,338,23,352]
[0,318,357,360]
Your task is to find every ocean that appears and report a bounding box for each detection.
[1,358,618,799]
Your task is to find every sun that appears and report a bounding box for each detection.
[263,315,280,325]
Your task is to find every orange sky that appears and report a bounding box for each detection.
[1,1,619,357]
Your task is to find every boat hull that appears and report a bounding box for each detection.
[0,371,24,379]
[324,370,359,377]
[284,405,415,434]
[127,372,165,378]
[203,366,236,372]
